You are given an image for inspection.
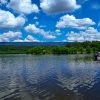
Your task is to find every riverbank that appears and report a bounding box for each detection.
[0,41,99,54]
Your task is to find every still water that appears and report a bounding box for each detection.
[0,54,100,100]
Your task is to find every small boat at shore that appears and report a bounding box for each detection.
[94,52,100,61]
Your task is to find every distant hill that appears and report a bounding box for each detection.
[0,42,69,46]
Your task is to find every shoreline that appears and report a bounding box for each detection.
[0,41,99,55]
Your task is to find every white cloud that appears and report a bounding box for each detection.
[35,21,39,26]
[98,22,100,27]
[25,24,56,39]
[7,0,39,14]
[40,0,81,14]
[55,29,61,33]
[56,14,95,30]
[55,29,62,36]
[0,9,25,29]
[33,16,38,20]
[0,31,22,42]
[66,27,100,42]
[13,39,24,42]
[25,24,43,34]
[39,25,46,28]
[14,35,40,42]
[0,0,8,5]
[44,34,56,39]
[24,35,39,42]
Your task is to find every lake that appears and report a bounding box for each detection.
[0,54,100,100]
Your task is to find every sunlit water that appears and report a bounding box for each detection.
[0,54,100,100]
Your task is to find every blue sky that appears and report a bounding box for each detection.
[0,0,100,42]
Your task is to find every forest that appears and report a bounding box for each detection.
[0,41,99,54]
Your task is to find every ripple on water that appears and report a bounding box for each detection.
[0,55,100,100]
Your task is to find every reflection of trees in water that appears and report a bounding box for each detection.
[67,54,94,62]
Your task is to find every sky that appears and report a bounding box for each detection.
[0,0,100,42]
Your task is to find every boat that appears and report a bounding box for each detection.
[94,52,100,61]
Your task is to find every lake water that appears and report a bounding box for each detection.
[0,54,100,100]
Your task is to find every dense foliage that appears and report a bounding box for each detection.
[0,41,99,54]
[27,41,100,54]
[0,45,32,54]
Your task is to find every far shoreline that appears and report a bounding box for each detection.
[0,41,99,55]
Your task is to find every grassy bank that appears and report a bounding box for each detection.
[0,41,100,54]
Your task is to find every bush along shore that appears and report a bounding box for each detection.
[0,41,99,54]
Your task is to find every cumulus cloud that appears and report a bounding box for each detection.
[14,35,39,42]
[98,22,100,27]
[35,21,39,26]
[0,0,8,5]
[7,0,39,14]
[0,9,25,29]
[55,29,61,33]
[66,27,100,42]
[39,25,46,28]
[44,34,56,39]
[55,29,62,36]
[24,35,39,42]
[25,24,43,34]
[40,0,81,14]
[56,14,95,30]
[33,16,38,20]
[0,31,22,42]
[24,24,56,39]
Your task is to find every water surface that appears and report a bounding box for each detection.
[0,54,100,100]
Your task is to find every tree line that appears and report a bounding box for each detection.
[0,41,99,54]
[27,41,100,54]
